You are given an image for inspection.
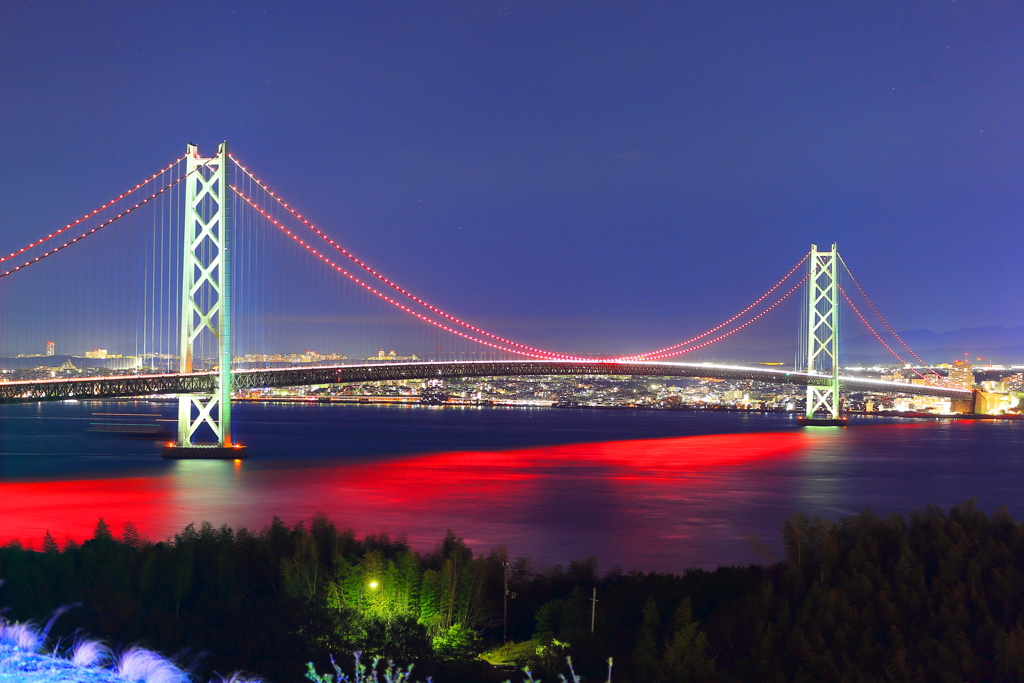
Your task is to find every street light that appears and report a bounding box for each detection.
[359,580,380,609]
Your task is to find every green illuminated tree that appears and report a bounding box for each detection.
[432,622,484,661]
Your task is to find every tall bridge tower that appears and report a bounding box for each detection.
[162,142,245,458]
[799,242,846,425]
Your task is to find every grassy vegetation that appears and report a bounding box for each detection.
[480,639,542,667]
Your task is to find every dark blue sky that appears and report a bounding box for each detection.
[2,2,1022,354]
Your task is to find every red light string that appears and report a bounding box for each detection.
[232,154,813,362]
[230,156,574,359]
[232,186,589,360]
[0,155,187,267]
[638,274,810,361]
[839,285,959,388]
[838,255,952,384]
[0,167,197,281]
[839,285,916,370]
[614,252,809,360]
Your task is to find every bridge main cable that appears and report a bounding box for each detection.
[230,156,575,359]
[838,254,955,387]
[0,155,186,268]
[622,272,810,361]
[611,252,810,361]
[231,155,813,362]
[231,185,584,360]
[0,158,198,280]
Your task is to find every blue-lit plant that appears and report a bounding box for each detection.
[0,610,264,683]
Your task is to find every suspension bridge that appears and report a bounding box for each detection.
[0,143,974,457]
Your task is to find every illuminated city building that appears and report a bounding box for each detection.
[367,348,420,362]
[948,360,975,390]
[45,341,55,356]
[881,369,908,383]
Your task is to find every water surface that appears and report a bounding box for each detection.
[3,401,1023,571]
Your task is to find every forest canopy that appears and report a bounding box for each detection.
[3,500,1024,682]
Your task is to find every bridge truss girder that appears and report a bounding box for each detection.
[0,361,972,404]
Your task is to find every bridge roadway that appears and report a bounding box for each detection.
[0,360,971,403]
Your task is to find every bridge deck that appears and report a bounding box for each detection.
[0,360,971,403]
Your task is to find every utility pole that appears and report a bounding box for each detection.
[591,587,597,633]
[503,561,510,644]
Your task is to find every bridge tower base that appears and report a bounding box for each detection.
[165,142,246,459]
[799,243,847,427]
[162,444,246,459]
[797,416,848,426]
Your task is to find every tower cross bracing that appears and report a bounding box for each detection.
[171,141,239,455]
[804,242,841,420]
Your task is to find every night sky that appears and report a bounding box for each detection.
[3,2,1023,354]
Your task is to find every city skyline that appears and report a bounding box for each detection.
[9,320,1024,368]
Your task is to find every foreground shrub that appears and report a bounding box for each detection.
[0,611,262,683]
[306,653,416,683]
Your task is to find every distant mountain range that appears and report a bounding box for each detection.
[843,326,1024,365]
[691,326,1024,366]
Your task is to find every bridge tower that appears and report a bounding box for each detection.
[162,142,246,458]
[799,243,846,426]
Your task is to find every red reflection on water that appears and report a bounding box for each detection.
[0,432,809,565]
[0,476,172,548]
[242,431,813,569]
[323,432,811,502]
